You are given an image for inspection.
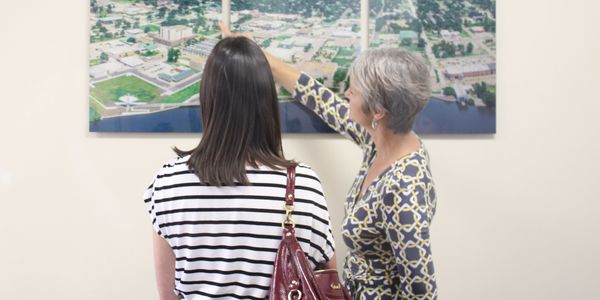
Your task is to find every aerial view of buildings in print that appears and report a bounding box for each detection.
[231,0,361,96]
[89,0,496,133]
[89,0,222,132]
[368,0,496,133]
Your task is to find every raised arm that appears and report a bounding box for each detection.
[292,73,370,147]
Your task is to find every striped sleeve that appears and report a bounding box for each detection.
[143,173,164,238]
[296,165,336,264]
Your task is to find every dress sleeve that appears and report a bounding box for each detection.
[378,174,438,299]
[293,72,372,149]
[143,174,165,238]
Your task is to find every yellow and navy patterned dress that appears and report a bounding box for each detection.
[293,73,438,300]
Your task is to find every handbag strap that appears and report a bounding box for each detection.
[283,166,296,228]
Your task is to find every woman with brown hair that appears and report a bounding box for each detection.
[143,36,336,300]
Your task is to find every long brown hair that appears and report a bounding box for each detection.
[175,37,295,186]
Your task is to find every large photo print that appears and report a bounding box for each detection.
[89,0,495,133]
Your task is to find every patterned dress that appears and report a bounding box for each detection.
[293,73,438,300]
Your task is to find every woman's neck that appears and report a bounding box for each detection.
[372,128,420,162]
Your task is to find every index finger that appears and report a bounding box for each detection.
[219,22,232,37]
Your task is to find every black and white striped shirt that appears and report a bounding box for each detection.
[144,156,335,300]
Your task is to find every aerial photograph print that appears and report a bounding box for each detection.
[89,0,496,133]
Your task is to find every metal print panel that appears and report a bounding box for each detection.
[90,0,220,132]
[89,0,495,133]
[369,0,496,133]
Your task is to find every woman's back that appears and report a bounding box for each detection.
[144,156,335,300]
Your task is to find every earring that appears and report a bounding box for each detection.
[371,119,378,129]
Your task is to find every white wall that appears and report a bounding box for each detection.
[1,1,599,299]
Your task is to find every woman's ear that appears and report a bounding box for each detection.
[372,110,386,122]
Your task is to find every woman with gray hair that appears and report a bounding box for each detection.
[222,24,437,300]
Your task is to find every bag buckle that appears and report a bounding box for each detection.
[282,204,295,228]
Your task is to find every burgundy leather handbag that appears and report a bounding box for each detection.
[268,166,351,300]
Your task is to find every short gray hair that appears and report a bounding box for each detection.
[350,47,431,133]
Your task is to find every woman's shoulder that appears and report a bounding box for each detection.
[295,162,317,174]
[150,158,323,188]
[291,163,329,213]
[250,162,321,185]
[151,155,191,180]
[294,163,322,184]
